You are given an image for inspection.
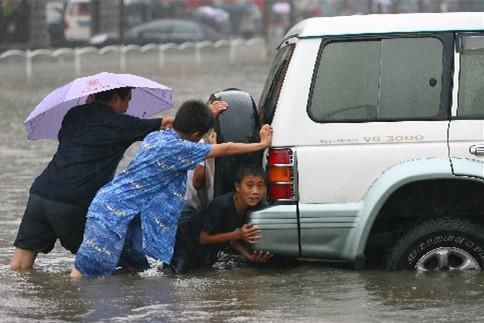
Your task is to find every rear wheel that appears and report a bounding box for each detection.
[213,89,261,196]
[385,217,484,271]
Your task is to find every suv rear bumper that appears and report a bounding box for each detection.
[249,204,299,256]
[249,203,362,261]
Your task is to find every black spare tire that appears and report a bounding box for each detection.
[212,89,261,196]
[385,217,484,271]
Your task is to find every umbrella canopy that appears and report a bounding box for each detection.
[24,72,173,140]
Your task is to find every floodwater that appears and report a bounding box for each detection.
[1,46,484,322]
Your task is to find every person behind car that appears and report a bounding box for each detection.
[69,100,273,278]
[170,165,273,274]
[180,92,229,232]
[9,87,173,271]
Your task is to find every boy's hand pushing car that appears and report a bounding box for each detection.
[237,223,261,244]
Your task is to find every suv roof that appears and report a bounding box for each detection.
[286,12,484,40]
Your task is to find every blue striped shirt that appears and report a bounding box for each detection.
[83,128,211,268]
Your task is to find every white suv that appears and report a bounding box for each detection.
[250,12,484,271]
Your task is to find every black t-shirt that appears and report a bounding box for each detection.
[202,192,245,251]
[196,192,245,261]
[30,102,161,208]
[174,192,245,266]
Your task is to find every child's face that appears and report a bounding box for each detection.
[235,175,266,208]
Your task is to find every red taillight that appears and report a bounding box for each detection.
[267,148,297,202]
[268,183,293,201]
[268,148,291,164]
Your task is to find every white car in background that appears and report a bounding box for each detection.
[64,0,90,42]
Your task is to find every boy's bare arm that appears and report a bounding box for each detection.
[192,130,217,189]
[207,124,272,158]
[200,229,240,245]
[231,240,273,263]
[192,164,206,189]
[230,240,253,259]
[199,224,261,245]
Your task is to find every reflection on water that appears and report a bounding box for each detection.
[2,262,484,322]
[1,54,484,322]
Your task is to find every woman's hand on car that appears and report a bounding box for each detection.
[161,116,174,129]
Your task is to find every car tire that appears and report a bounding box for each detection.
[385,217,484,271]
[213,89,261,197]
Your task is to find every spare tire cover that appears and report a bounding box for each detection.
[213,89,261,196]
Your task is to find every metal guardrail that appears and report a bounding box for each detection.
[0,38,267,80]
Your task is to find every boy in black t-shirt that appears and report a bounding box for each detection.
[171,165,273,274]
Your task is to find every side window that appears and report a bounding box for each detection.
[309,41,380,121]
[457,34,484,119]
[309,36,444,122]
[135,23,171,38]
[173,22,198,35]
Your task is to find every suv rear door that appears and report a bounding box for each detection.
[448,33,484,178]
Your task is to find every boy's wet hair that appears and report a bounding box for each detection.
[234,165,266,183]
[94,87,133,102]
[173,100,215,136]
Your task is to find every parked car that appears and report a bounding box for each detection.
[219,12,484,272]
[64,0,91,42]
[89,18,225,46]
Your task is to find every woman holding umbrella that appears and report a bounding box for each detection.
[10,86,173,271]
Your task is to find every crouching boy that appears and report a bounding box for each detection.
[70,100,272,278]
[171,165,273,274]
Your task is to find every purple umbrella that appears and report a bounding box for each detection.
[24,72,173,140]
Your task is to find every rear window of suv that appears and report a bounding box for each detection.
[308,34,452,122]
[457,33,484,119]
[259,44,294,124]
